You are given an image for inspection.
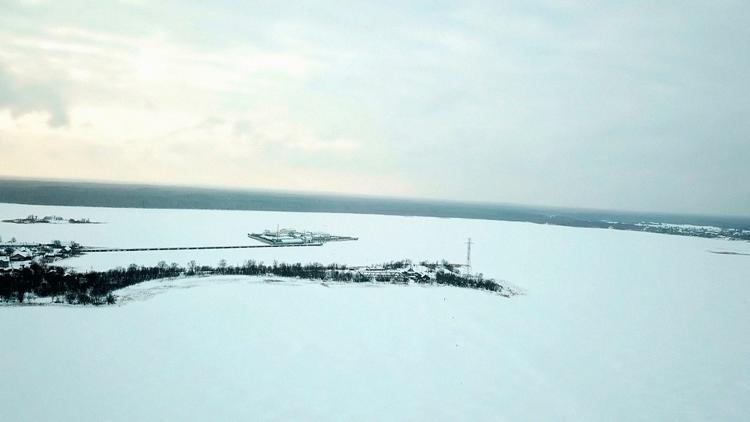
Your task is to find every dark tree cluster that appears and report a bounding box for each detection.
[433,271,509,295]
[0,262,183,305]
[381,260,411,270]
[0,259,512,305]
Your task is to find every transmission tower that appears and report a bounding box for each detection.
[465,237,473,276]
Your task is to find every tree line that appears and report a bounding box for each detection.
[0,259,512,305]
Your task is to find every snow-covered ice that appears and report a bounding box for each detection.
[1,202,750,421]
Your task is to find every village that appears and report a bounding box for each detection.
[349,260,462,283]
[0,240,82,271]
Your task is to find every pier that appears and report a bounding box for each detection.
[82,243,324,253]
[3,227,358,262]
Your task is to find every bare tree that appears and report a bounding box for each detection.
[187,260,197,275]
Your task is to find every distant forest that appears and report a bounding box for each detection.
[0,260,514,305]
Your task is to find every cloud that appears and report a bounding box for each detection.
[0,66,69,127]
[0,1,748,214]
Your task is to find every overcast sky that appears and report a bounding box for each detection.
[0,0,748,215]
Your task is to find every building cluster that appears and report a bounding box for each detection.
[632,222,750,241]
[0,242,79,271]
[353,261,462,283]
[249,228,358,245]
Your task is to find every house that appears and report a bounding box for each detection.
[0,258,9,268]
[10,250,31,261]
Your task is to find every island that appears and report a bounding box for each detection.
[2,215,103,224]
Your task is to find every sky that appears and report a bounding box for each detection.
[0,0,748,216]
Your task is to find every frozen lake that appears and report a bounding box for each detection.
[2,202,750,420]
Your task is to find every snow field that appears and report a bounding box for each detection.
[1,202,749,420]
